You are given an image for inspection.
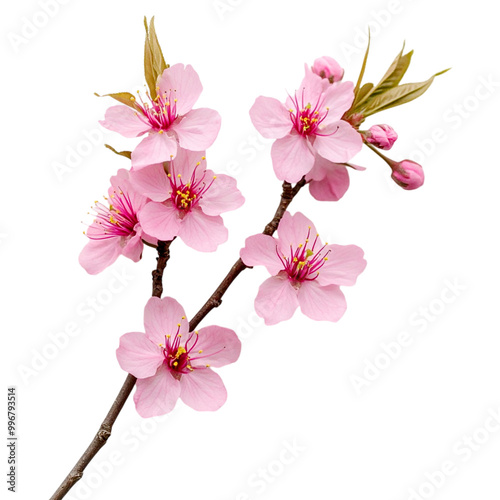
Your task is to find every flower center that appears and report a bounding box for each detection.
[277,227,330,283]
[289,90,330,136]
[158,320,226,377]
[86,188,138,240]
[133,87,178,132]
[167,157,215,212]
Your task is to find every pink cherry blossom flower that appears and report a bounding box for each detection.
[240,212,366,325]
[365,124,398,150]
[133,148,244,252]
[79,169,156,275]
[311,56,344,83]
[249,69,362,183]
[100,64,221,170]
[116,297,241,417]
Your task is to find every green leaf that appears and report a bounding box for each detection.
[369,46,413,98]
[94,92,140,111]
[352,45,413,113]
[363,68,450,116]
[353,30,371,99]
[143,18,155,97]
[105,144,132,159]
[144,16,168,98]
[353,83,374,109]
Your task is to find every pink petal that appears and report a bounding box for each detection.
[171,147,207,181]
[249,96,291,139]
[271,133,315,182]
[134,364,181,417]
[139,201,181,241]
[131,132,178,170]
[142,232,158,247]
[130,163,169,202]
[277,211,319,255]
[298,281,347,322]
[322,81,355,122]
[305,155,331,181]
[99,105,150,138]
[240,234,282,275]
[121,230,144,262]
[190,326,241,368]
[314,121,363,163]
[293,70,325,107]
[116,332,163,378]
[255,275,299,325]
[110,168,130,183]
[317,244,367,286]
[144,296,189,345]
[200,174,245,216]
[178,208,228,252]
[110,169,149,212]
[158,63,203,116]
[346,162,366,171]
[307,159,350,202]
[179,368,227,411]
[171,108,221,151]
[78,237,121,275]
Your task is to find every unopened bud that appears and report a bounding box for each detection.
[365,124,398,150]
[391,160,424,190]
[312,56,344,83]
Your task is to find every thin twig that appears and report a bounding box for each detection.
[189,179,306,330]
[152,239,175,298]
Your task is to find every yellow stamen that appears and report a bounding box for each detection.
[175,347,187,357]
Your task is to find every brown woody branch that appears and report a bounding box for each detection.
[49,239,174,500]
[49,178,306,499]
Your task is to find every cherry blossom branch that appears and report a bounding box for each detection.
[152,239,175,298]
[49,179,305,500]
[49,240,174,500]
[189,178,306,330]
[49,374,137,500]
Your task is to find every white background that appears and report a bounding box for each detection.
[2,0,500,499]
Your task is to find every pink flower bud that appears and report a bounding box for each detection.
[391,160,425,190]
[312,56,344,83]
[365,124,398,150]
